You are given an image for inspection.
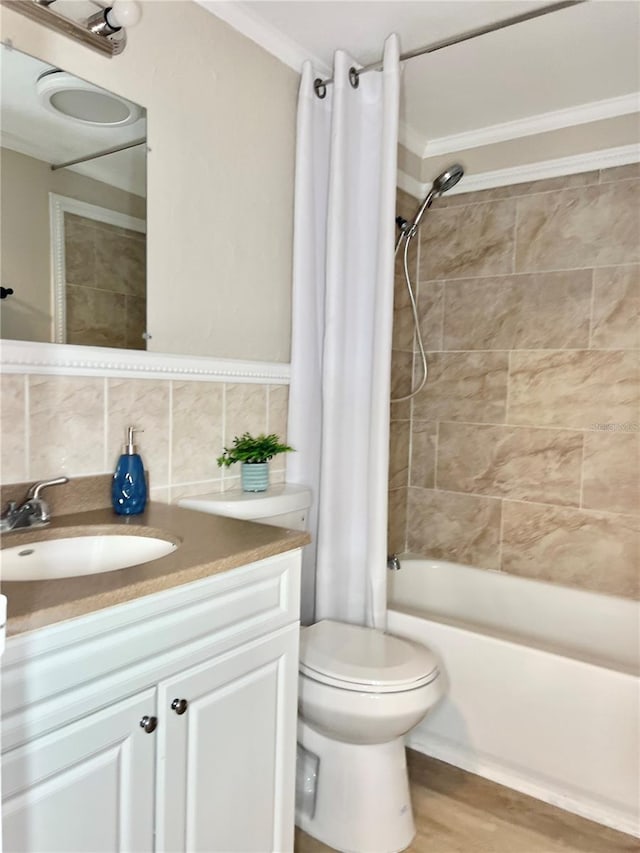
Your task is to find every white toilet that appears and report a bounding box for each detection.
[178,485,444,853]
[297,619,442,853]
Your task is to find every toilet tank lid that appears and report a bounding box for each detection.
[178,483,312,520]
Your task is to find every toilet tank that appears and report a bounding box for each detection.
[177,483,312,531]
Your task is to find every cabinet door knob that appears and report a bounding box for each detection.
[171,698,188,715]
[140,715,158,733]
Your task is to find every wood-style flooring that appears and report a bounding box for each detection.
[294,749,639,853]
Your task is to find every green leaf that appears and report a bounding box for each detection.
[216,433,294,467]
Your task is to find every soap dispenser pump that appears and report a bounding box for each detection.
[112,426,147,515]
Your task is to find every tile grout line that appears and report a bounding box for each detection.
[422,258,638,285]
[409,229,421,494]
[422,347,637,354]
[497,497,505,573]
[578,430,587,511]
[407,409,415,490]
[504,350,512,427]
[432,172,636,211]
[588,267,596,349]
[416,234,422,349]
[439,279,446,352]
[417,418,639,436]
[408,484,636,520]
[432,419,610,435]
[433,420,440,491]
[414,480,582,511]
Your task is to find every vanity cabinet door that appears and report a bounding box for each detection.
[156,624,299,853]
[1,689,156,853]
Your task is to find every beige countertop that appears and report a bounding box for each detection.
[0,502,310,637]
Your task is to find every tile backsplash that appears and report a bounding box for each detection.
[389,165,640,599]
[0,374,289,503]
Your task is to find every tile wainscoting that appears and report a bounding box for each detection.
[389,165,640,599]
[0,372,289,504]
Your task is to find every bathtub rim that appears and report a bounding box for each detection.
[387,554,639,677]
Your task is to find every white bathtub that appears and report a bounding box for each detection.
[387,556,640,838]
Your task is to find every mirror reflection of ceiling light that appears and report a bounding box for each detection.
[36,72,143,127]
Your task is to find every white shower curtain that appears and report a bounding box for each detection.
[287,35,400,629]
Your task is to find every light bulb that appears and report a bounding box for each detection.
[106,0,142,29]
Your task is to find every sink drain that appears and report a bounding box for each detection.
[18,549,35,557]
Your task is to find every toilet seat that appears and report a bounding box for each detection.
[299,620,439,694]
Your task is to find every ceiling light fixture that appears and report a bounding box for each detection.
[36,71,143,126]
[1,0,142,57]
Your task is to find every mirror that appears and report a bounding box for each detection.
[0,43,147,349]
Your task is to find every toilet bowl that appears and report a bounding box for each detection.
[296,620,444,853]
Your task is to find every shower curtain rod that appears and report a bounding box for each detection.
[51,137,146,171]
[313,0,587,97]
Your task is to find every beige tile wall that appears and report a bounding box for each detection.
[64,213,147,350]
[390,167,640,598]
[0,374,289,503]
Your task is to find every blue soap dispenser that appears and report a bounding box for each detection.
[112,426,147,515]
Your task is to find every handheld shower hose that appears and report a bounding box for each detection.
[391,164,464,403]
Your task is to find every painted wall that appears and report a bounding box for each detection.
[1,147,145,342]
[389,166,639,599]
[0,0,298,361]
[397,113,640,185]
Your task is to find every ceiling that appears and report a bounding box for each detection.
[203,0,640,177]
[0,44,147,197]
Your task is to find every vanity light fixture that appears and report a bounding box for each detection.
[1,0,142,57]
[87,1,142,38]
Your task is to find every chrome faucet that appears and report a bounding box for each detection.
[0,477,69,532]
[387,553,401,571]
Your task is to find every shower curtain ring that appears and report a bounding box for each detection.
[314,78,327,99]
[348,67,360,89]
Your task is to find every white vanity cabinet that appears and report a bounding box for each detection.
[1,549,301,853]
[2,689,157,852]
[156,628,298,852]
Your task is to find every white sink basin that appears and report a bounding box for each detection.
[1,534,178,581]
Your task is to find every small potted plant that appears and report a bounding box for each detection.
[217,432,294,492]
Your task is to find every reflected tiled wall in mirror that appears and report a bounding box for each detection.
[64,213,146,349]
[0,43,146,348]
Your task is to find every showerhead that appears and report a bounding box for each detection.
[404,163,465,234]
[432,164,464,195]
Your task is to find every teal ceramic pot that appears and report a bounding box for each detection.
[241,462,269,492]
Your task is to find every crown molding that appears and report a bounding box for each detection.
[398,121,427,160]
[195,1,330,76]
[197,3,637,163]
[398,143,640,200]
[0,340,291,383]
[396,169,424,201]
[422,92,640,158]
